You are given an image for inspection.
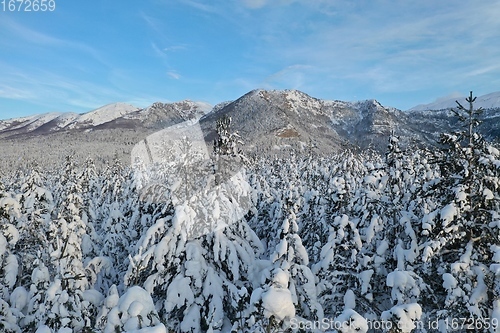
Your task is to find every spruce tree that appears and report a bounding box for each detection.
[425,91,500,325]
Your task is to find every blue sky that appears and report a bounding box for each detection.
[1,0,500,118]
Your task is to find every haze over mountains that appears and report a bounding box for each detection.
[410,91,500,111]
[0,89,499,173]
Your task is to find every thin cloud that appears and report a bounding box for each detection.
[262,64,313,90]
[164,45,188,52]
[243,0,268,9]
[241,0,342,10]
[465,64,500,77]
[167,71,182,80]
[0,17,107,66]
[433,92,464,104]
[0,17,60,45]
[151,42,167,59]
[179,0,217,13]
[0,85,36,100]
[0,64,176,113]
[140,12,165,34]
[249,0,500,99]
[0,64,129,112]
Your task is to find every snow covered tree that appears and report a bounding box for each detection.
[127,187,262,332]
[78,157,102,260]
[99,201,130,288]
[99,154,126,209]
[314,214,365,318]
[248,268,296,333]
[100,286,165,332]
[422,92,500,325]
[338,159,393,316]
[21,252,50,330]
[41,156,94,332]
[246,158,287,258]
[213,115,244,186]
[381,271,423,333]
[0,190,21,332]
[333,290,368,333]
[124,119,263,333]
[165,135,210,207]
[15,164,54,286]
[250,198,322,331]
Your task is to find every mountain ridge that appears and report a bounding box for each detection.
[0,100,210,138]
[409,91,500,111]
[0,89,499,173]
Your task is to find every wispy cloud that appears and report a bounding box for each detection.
[164,45,188,52]
[432,92,464,104]
[243,0,268,9]
[167,71,182,80]
[151,42,167,59]
[262,64,313,90]
[247,0,500,98]
[179,0,217,13]
[140,11,165,34]
[0,62,131,113]
[0,17,107,66]
[465,65,500,77]
[0,17,61,45]
[0,84,36,100]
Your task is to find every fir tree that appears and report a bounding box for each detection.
[424,91,500,325]
[16,164,54,286]
[213,115,244,186]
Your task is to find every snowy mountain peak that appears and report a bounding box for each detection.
[240,88,315,101]
[1,89,499,156]
[0,111,80,135]
[409,91,500,111]
[119,100,213,130]
[474,91,500,109]
[141,100,210,119]
[73,102,140,127]
[0,100,213,137]
[232,89,323,115]
[142,100,210,114]
[352,99,392,112]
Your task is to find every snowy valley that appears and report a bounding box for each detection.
[0,90,499,332]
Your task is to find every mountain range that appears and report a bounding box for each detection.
[0,90,499,173]
[0,101,212,138]
[410,91,500,111]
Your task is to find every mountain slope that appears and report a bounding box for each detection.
[0,89,499,174]
[66,103,140,129]
[0,112,79,137]
[0,100,210,138]
[200,89,435,153]
[126,100,211,129]
[200,89,350,154]
[406,91,500,143]
[0,103,139,137]
[410,91,500,111]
